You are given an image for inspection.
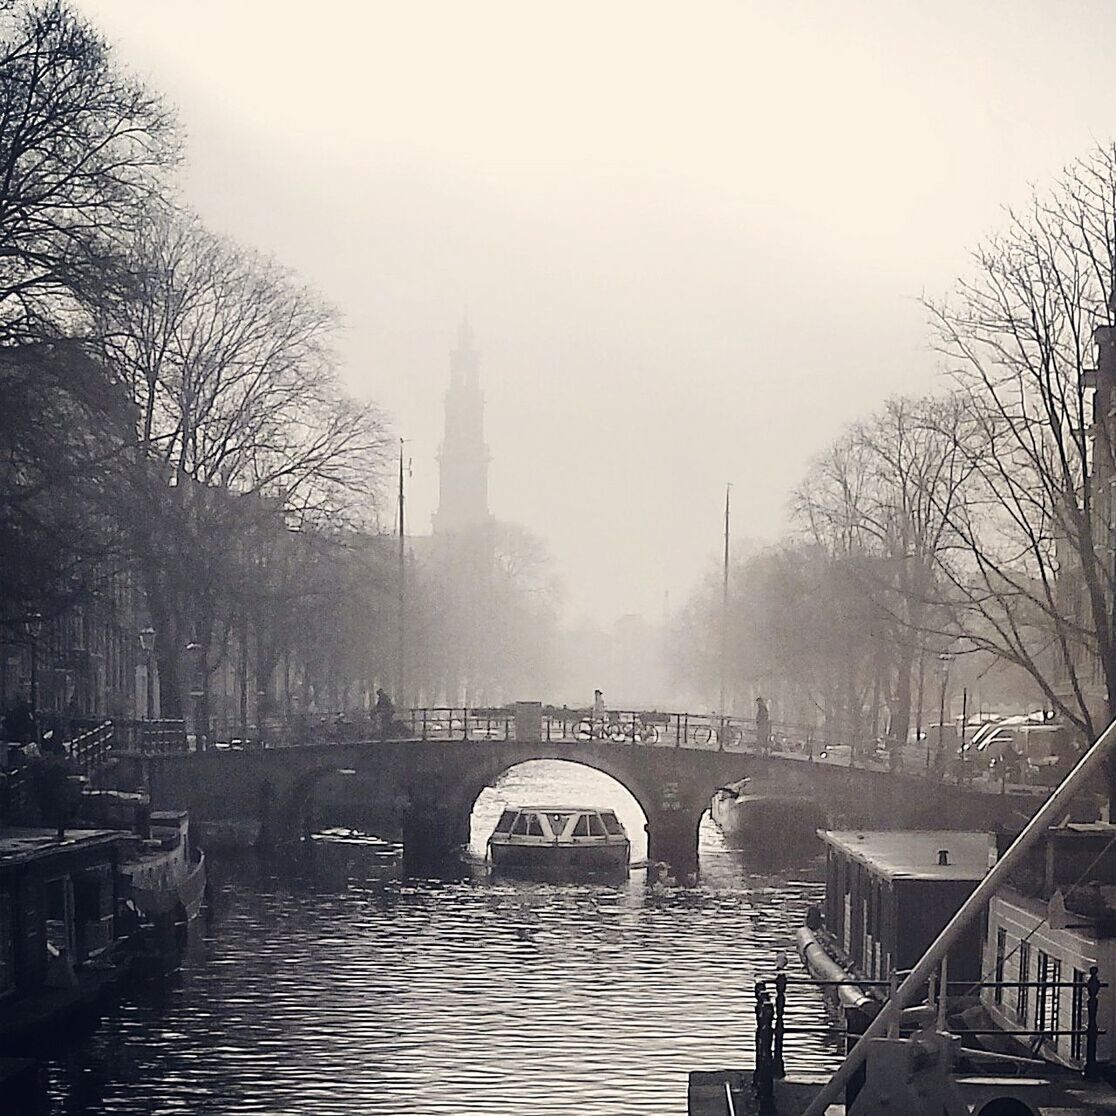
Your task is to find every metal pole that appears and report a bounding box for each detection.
[397,439,406,708]
[937,668,946,775]
[961,687,969,782]
[29,636,38,740]
[801,713,1116,1116]
[719,483,730,724]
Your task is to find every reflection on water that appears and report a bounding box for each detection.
[40,762,842,1116]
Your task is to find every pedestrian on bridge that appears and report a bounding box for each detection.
[592,689,606,721]
[755,696,771,755]
[375,688,395,742]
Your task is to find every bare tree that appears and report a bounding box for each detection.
[0,0,175,344]
[95,214,389,726]
[927,144,1116,743]
[795,395,974,752]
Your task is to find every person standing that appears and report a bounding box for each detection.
[755,696,771,755]
[592,689,606,721]
[375,687,395,741]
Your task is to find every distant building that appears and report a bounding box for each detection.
[433,319,492,535]
[428,320,499,705]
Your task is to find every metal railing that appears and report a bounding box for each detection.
[68,720,114,773]
[114,718,188,754]
[753,964,1107,1102]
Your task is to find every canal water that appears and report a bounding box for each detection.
[40,761,843,1115]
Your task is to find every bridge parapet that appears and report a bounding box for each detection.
[404,706,766,750]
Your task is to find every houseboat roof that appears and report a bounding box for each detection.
[0,828,123,870]
[821,830,990,881]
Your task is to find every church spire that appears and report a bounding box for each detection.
[434,319,490,533]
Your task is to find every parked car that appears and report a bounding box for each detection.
[968,721,1075,782]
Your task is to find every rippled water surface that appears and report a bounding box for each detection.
[43,762,842,1115]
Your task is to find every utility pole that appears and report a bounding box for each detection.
[719,483,731,724]
[397,438,406,708]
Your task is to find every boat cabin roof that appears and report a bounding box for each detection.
[821,830,990,882]
[505,806,612,814]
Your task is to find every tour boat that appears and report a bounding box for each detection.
[487,806,630,874]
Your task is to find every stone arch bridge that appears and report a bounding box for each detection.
[130,734,1037,877]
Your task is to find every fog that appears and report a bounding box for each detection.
[77,0,1116,633]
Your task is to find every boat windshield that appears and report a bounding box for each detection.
[572,815,590,836]
[600,812,624,836]
[587,814,606,837]
[545,812,574,836]
[494,810,517,834]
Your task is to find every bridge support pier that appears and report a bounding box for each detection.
[646,806,702,882]
[402,797,470,875]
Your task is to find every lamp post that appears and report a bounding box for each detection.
[936,652,954,775]
[139,627,156,720]
[186,641,205,752]
[24,612,43,742]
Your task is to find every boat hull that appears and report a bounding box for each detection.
[712,791,826,858]
[488,839,630,874]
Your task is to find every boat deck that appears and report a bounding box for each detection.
[687,1068,1116,1115]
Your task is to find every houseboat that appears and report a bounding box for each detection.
[980,822,1116,1071]
[800,830,992,1007]
[0,828,129,1049]
[711,781,827,860]
[488,806,630,874]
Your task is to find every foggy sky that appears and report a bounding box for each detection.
[79,0,1116,625]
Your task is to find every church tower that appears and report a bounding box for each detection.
[433,319,491,533]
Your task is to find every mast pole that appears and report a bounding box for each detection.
[802,713,1116,1116]
[719,483,731,723]
[397,438,406,707]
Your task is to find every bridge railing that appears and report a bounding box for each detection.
[114,718,189,754]
[402,707,776,750]
[405,708,516,741]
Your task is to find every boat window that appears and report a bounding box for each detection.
[600,812,624,836]
[511,813,530,836]
[588,814,606,837]
[546,813,572,836]
[524,813,545,837]
[494,810,517,834]
[572,815,590,837]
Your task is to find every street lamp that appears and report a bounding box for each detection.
[186,641,205,751]
[139,627,156,720]
[936,652,954,775]
[23,612,43,741]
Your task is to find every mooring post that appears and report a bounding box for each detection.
[754,987,775,1107]
[754,982,772,1084]
[773,971,787,1078]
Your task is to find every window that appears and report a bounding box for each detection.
[1035,951,1061,1036]
[587,814,606,837]
[511,813,529,836]
[546,813,572,837]
[994,928,1007,1005]
[494,810,517,834]
[1016,941,1031,1022]
[1072,969,1087,1061]
[600,812,624,836]
[572,815,590,837]
[525,814,544,837]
